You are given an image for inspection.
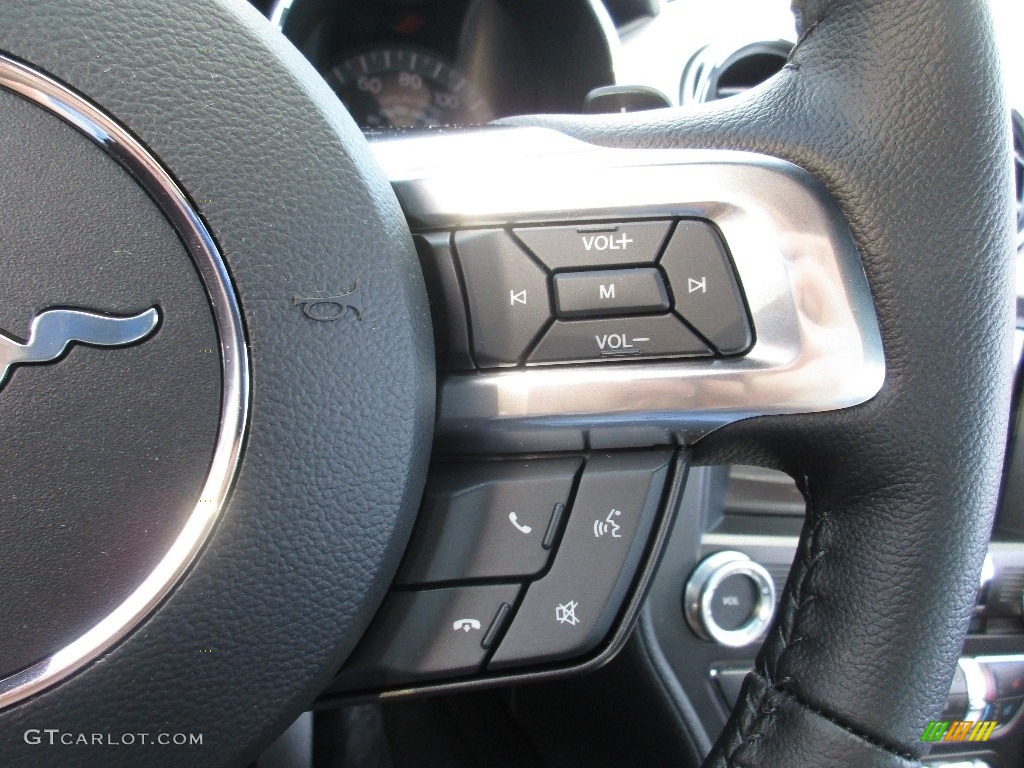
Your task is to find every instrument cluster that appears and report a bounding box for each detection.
[270,0,617,129]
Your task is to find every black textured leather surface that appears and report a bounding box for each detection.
[506,0,1016,765]
[711,672,917,768]
[0,88,220,677]
[0,1,433,767]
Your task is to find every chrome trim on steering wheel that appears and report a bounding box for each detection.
[372,127,884,452]
[0,54,249,709]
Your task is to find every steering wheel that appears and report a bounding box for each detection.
[0,1,1013,767]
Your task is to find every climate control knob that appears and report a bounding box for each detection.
[684,551,776,647]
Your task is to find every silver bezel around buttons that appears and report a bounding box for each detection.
[684,551,776,648]
[370,127,885,453]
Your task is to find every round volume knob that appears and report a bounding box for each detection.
[684,551,776,647]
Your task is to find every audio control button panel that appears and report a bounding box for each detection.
[331,451,677,695]
[418,219,753,370]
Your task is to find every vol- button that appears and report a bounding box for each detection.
[528,315,711,364]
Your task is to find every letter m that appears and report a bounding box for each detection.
[920,721,950,742]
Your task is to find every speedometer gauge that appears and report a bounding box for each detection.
[326,47,495,129]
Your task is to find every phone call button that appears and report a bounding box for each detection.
[396,458,581,585]
[336,584,521,691]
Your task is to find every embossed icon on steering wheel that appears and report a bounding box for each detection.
[292,282,363,322]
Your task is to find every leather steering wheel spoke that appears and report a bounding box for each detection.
[503,0,1016,764]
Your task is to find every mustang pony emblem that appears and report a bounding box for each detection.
[0,307,160,390]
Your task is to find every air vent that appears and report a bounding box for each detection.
[723,465,805,517]
[681,40,793,105]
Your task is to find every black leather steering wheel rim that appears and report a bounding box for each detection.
[506,0,1016,764]
[0,1,1014,767]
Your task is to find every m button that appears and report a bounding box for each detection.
[553,268,669,319]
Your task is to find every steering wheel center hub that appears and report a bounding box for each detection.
[0,55,245,703]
